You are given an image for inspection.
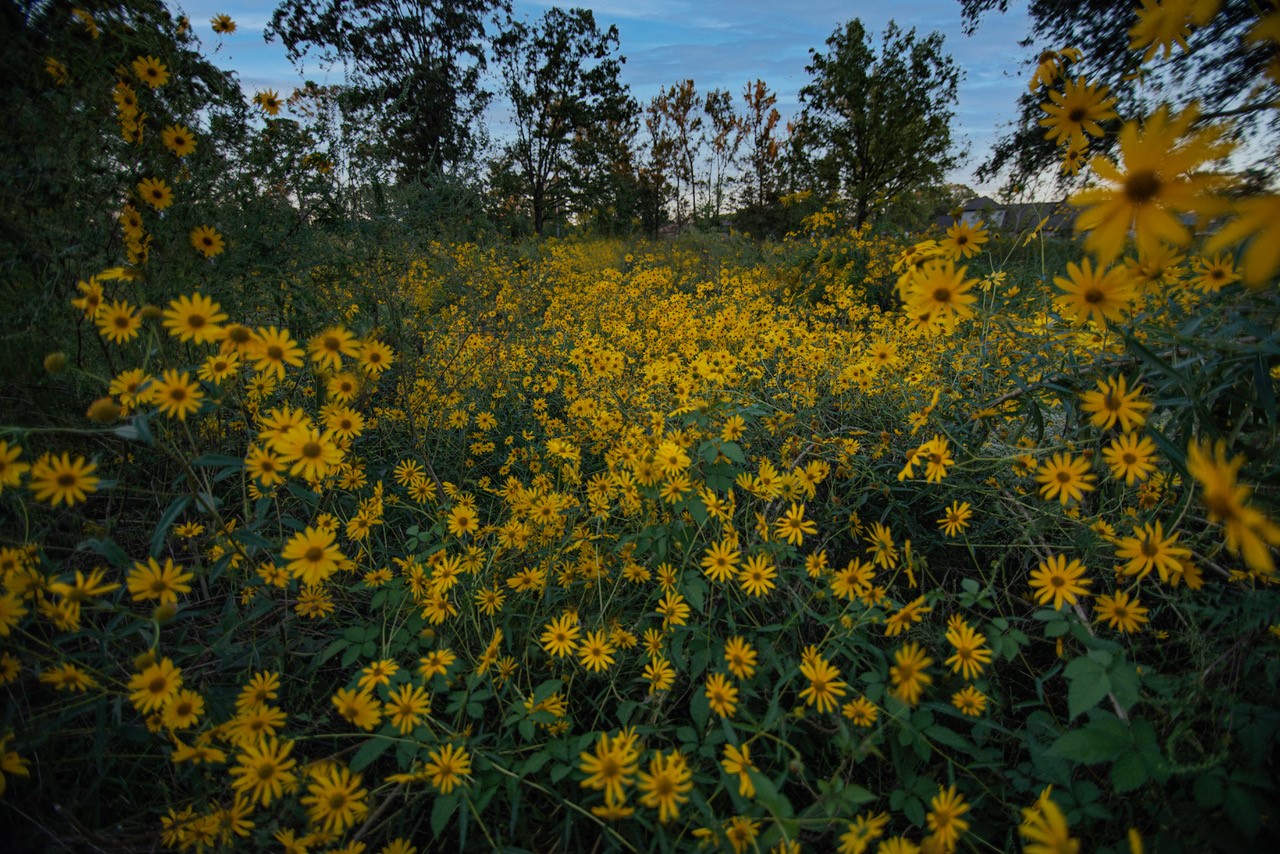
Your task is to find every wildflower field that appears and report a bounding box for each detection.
[2,2,1280,853]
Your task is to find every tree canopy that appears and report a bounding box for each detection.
[796,20,961,228]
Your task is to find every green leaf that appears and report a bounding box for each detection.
[1110,750,1147,793]
[431,793,459,836]
[1048,721,1128,764]
[150,495,191,557]
[683,576,707,613]
[1224,786,1261,837]
[720,441,746,465]
[1064,658,1110,719]
[350,734,394,771]
[531,679,562,705]
[78,537,131,569]
[690,689,710,732]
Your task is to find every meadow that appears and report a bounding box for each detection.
[2,4,1279,853]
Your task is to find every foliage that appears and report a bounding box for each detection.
[267,0,508,180]
[491,6,635,235]
[3,3,1280,854]
[796,19,962,229]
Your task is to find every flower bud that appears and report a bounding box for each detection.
[86,396,122,423]
[44,352,68,374]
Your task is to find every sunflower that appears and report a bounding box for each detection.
[800,654,847,713]
[905,259,978,322]
[580,732,639,803]
[358,339,395,376]
[126,557,194,605]
[1094,589,1149,633]
[951,685,988,717]
[38,662,96,692]
[0,441,30,492]
[128,657,183,713]
[1204,194,1280,286]
[1039,76,1117,147]
[1053,258,1135,324]
[1186,438,1280,573]
[150,369,204,421]
[1115,521,1191,582]
[330,686,378,727]
[210,14,236,34]
[309,325,359,372]
[1029,554,1092,609]
[302,764,369,835]
[162,124,196,157]
[189,225,225,258]
[1019,792,1079,854]
[937,501,973,537]
[1070,103,1233,263]
[248,326,304,378]
[198,352,240,383]
[29,452,99,506]
[96,299,141,344]
[282,526,343,586]
[385,683,431,734]
[637,750,692,823]
[701,539,740,583]
[136,177,173,211]
[541,614,581,657]
[244,445,284,486]
[326,371,360,403]
[842,695,879,727]
[447,503,478,538]
[131,55,169,88]
[926,785,971,852]
[643,657,675,693]
[578,630,616,673]
[1,591,28,637]
[273,426,342,481]
[255,89,282,116]
[940,219,988,259]
[656,592,690,628]
[163,293,227,344]
[841,813,890,854]
[723,636,757,680]
[162,689,205,730]
[421,743,471,795]
[1035,452,1096,505]
[889,642,933,706]
[737,553,777,597]
[237,671,280,711]
[1080,375,1151,432]
[704,672,739,717]
[945,621,992,680]
[323,405,364,440]
[417,648,457,680]
[1102,433,1159,485]
[774,502,817,545]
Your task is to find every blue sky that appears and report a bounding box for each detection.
[174,1,1034,192]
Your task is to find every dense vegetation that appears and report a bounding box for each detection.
[2,2,1279,853]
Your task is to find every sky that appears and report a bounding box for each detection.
[173,0,1035,193]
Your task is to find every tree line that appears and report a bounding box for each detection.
[265,1,964,237]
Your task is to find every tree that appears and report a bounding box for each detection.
[268,0,507,182]
[702,88,740,221]
[492,6,635,235]
[738,80,782,212]
[655,80,703,228]
[960,0,1280,185]
[797,20,961,228]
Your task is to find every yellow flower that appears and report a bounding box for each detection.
[1039,77,1117,147]
[162,124,197,157]
[137,177,174,210]
[211,14,236,34]
[937,501,973,537]
[424,743,471,794]
[636,750,692,823]
[578,629,616,673]
[29,452,99,506]
[301,765,367,834]
[1094,590,1149,633]
[1186,438,1280,573]
[737,553,777,597]
[96,299,141,344]
[282,526,344,586]
[163,293,227,344]
[129,657,183,713]
[1053,258,1135,325]
[1080,375,1151,432]
[249,326,304,378]
[309,325,360,371]
[1035,452,1096,505]
[385,683,431,734]
[1070,103,1232,263]
[150,369,204,421]
[704,672,739,717]
[799,653,847,713]
[1114,521,1191,582]
[889,642,933,706]
[926,785,971,852]
[720,743,758,798]
[541,613,581,657]
[132,55,169,88]
[127,557,194,605]
[723,636,758,680]
[1029,554,1092,609]
[190,225,225,257]
[0,441,30,493]
[579,731,639,804]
